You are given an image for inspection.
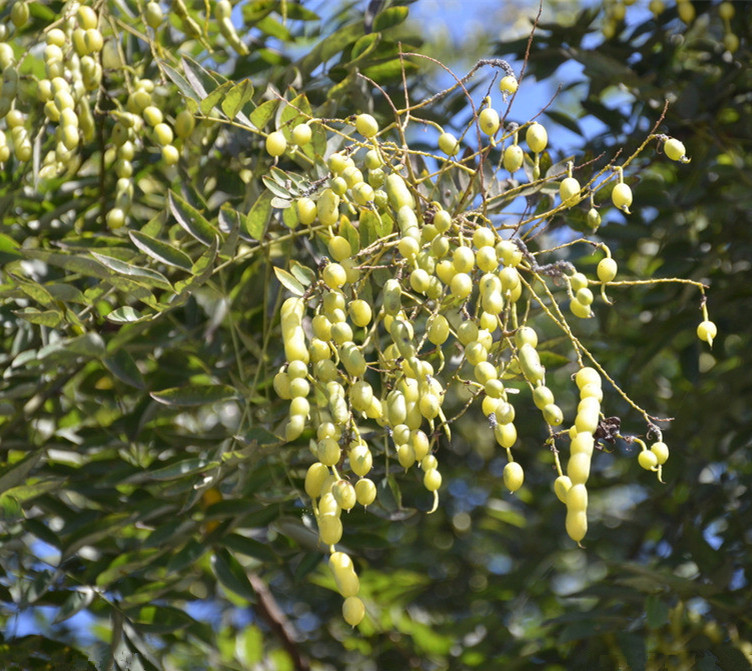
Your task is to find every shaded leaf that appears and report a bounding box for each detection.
[246,191,273,239]
[221,79,255,120]
[212,548,256,601]
[91,253,173,291]
[150,384,240,406]
[169,190,218,246]
[273,266,305,296]
[102,349,146,389]
[200,80,236,115]
[129,230,193,271]
[372,6,409,32]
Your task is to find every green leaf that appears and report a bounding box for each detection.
[273,266,304,296]
[221,79,255,120]
[212,548,256,602]
[360,209,381,249]
[129,230,193,271]
[13,307,63,327]
[150,385,241,406]
[161,62,202,107]
[250,99,278,130]
[91,253,173,291]
[139,457,219,482]
[8,273,55,306]
[261,174,293,200]
[339,217,360,254]
[127,605,195,634]
[351,33,381,62]
[200,80,236,115]
[105,306,152,324]
[53,589,95,625]
[256,14,291,41]
[372,6,409,32]
[298,23,362,76]
[169,190,218,246]
[289,260,316,288]
[0,452,43,496]
[38,333,105,360]
[245,191,273,239]
[102,349,145,389]
[181,55,222,101]
[279,93,312,137]
[223,534,278,563]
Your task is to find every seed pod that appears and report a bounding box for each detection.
[342,596,365,626]
[305,462,330,498]
[503,461,524,492]
[503,144,524,172]
[565,509,588,542]
[494,422,517,449]
[518,343,545,385]
[554,475,572,503]
[386,173,414,210]
[566,483,588,511]
[355,478,376,506]
[318,514,343,546]
[526,122,548,153]
[349,444,373,477]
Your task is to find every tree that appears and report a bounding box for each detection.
[0,1,748,669]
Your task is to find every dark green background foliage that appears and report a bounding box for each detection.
[0,0,749,668]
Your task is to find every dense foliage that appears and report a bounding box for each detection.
[0,1,749,669]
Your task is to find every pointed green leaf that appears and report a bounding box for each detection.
[221,79,255,119]
[102,349,145,389]
[8,273,55,306]
[289,260,316,288]
[0,452,43,494]
[212,548,256,602]
[161,62,201,108]
[91,253,173,291]
[250,99,278,130]
[261,175,293,200]
[150,384,240,406]
[245,191,273,239]
[129,230,193,271]
[273,266,304,296]
[372,6,409,31]
[340,217,360,254]
[181,55,222,101]
[200,80,236,116]
[13,308,63,327]
[141,457,219,481]
[351,33,381,62]
[223,534,278,563]
[53,589,95,625]
[169,190,218,246]
[106,306,152,323]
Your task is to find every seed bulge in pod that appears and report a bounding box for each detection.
[355,478,376,506]
[565,509,587,542]
[349,443,372,477]
[503,461,524,492]
[332,480,357,510]
[305,462,330,498]
[554,475,572,503]
[566,483,588,511]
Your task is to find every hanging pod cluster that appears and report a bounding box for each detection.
[260,85,714,625]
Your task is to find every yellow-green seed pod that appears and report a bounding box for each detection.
[494,422,517,449]
[503,461,524,492]
[305,462,330,499]
[554,475,572,504]
[342,596,365,626]
[386,173,414,210]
